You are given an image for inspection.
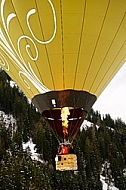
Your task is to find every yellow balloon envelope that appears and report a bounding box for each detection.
[1,0,126,142]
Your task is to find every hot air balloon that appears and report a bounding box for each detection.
[1,0,126,170]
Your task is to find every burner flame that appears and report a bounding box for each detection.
[61,107,70,136]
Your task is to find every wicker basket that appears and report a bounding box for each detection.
[55,154,78,171]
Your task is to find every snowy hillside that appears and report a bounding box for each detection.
[0,110,16,129]
[100,175,119,190]
[81,119,119,190]
[23,139,43,163]
[0,110,120,190]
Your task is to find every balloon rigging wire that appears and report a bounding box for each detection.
[89,12,126,94]
[81,0,110,91]
[73,0,86,89]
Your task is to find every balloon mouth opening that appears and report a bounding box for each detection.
[32,89,97,114]
[32,89,97,142]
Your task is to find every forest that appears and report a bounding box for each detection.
[0,71,126,190]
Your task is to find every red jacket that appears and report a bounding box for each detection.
[59,146,68,154]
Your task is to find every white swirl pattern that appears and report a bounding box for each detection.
[0,0,57,94]
[0,52,9,71]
